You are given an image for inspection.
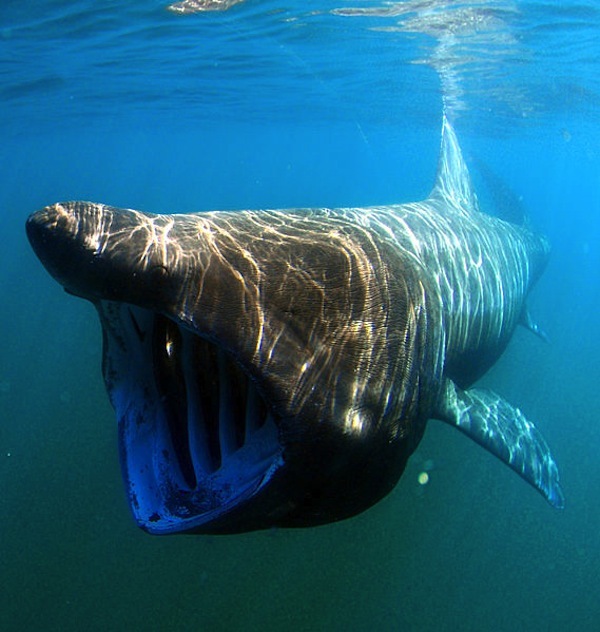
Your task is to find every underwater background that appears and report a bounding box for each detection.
[1,1,599,630]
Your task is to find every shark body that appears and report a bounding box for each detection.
[26,118,563,534]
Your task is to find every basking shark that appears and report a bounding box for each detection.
[26,117,563,534]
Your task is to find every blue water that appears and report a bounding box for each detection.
[1,1,599,630]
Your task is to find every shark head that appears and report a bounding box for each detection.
[27,201,442,534]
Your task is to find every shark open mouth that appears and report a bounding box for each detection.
[98,302,283,534]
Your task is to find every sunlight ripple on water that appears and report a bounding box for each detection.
[0,1,599,133]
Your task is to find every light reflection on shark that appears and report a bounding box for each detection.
[26,117,563,534]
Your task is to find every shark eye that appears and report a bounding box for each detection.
[146,264,171,294]
[149,264,169,279]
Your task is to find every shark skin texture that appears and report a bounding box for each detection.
[26,117,563,535]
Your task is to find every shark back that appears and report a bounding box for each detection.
[373,116,550,387]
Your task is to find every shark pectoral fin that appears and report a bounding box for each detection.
[520,305,550,343]
[435,379,564,509]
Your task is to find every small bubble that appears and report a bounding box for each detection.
[418,472,429,485]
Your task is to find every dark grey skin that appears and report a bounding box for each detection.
[26,118,563,535]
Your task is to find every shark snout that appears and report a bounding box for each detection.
[27,202,78,244]
[27,202,178,305]
[26,202,94,296]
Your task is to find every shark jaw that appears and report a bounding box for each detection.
[99,301,284,534]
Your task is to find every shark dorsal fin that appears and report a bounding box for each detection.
[429,115,480,213]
